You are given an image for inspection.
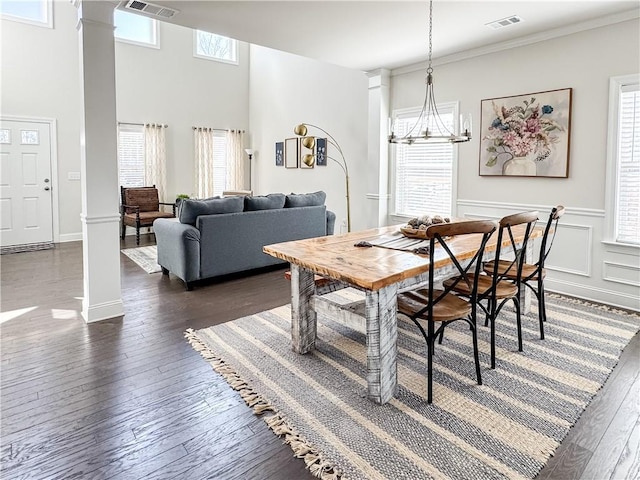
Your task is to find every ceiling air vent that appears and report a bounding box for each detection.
[486,15,522,30]
[122,0,179,19]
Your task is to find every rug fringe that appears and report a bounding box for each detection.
[184,329,342,480]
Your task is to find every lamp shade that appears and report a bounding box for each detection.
[293,124,308,136]
[302,137,315,149]
[302,154,315,167]
[244,148,255,156]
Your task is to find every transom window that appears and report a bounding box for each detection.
[606,75,640,246]
[392,104,458,218]
[194,30,238,64]
[0,0,52,28]
[114,9,158,48]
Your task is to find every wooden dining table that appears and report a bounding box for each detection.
[264,223,543,405]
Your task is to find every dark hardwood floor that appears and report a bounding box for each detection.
[1,236,638,479]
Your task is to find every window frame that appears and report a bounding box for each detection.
[193,30,238,65]
[114,9,160,49]
[604,73,640,248]
[0,0,52,29]
[389,103,460,222]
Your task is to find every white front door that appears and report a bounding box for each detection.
[0,120,53,247]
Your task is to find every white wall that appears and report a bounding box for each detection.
[1,1,82,240]
[248,45,369,233]
[389,19,640,310]
[1,2,250,240]
[115,25,250,201]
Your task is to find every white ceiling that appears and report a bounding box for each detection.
[145,1,639,71]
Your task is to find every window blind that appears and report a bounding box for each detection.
[212,132,227,196]
[117,124,145,188]
[393,105,455,217]
[617,85,640,244]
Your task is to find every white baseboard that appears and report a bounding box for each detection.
[58,232,83,243]
[546,278,640,312]
[82,299,125,323]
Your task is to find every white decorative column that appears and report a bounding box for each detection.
[76,1,124,322]
[366,69,391,229]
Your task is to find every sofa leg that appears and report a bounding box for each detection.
[185,281,194,291]
[161,267,169,275]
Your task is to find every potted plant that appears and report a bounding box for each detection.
[175,193,190,208]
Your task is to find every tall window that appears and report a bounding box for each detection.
[392,104,457,218]
[0,0,52,28]
[606,75,640,245]
[194,30,237,64]
[114,10,158,48]
[212,132,228,196]
[117,124,145,188]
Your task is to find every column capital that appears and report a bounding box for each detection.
[367,69,391,89]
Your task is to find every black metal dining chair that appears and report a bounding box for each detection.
[397,219,498,403]
[445,211,539,369]
[484,205,565,340]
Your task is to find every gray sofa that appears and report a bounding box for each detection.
[153,191,335,290]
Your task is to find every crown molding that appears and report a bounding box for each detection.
[391,9,640,77]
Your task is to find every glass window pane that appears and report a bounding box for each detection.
[195,30,237,63]
[1,0,47,23]
[0,130,11,144]
[114,10,157,46]
[20,130,39,145]
[393,105,455,218]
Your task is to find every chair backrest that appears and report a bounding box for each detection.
[415,220,498,320]
[538,205,565,268]
[490,210,539,291]
[121,186,159,213]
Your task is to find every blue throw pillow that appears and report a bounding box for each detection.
[244,193,286,211]
[284,191,326,208]
[178,196,244,225]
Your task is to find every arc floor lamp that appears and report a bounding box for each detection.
[293,123,351,232]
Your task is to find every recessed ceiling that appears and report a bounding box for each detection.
[142,1,639,71]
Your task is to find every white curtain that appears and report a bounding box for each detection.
[194,127,215,198]
[225,129,246,190]
[144,123,167,201]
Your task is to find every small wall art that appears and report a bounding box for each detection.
[284,137,298,169]
[315,138,327,166]
[479,88,572,177]
[275,141,284,166]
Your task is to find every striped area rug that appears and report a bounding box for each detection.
[186,291,640,480]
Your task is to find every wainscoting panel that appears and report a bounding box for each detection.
[457,199,639,311]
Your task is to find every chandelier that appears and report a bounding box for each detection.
[388,0,472,145]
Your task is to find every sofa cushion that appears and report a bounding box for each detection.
[244,193,286,211]
[178,196,244,225]
[284,191,326,208]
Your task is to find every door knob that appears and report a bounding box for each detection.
[44,178,50,183]
[44,186,50,191]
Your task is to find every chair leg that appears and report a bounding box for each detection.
[426,336,434,404]
[513,298,523,352]
[538,280,546,340]
[437,325,445,344]
[120,220,125,240]
[135,224,141,246]
[471,323,482,385]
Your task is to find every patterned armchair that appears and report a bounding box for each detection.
[120,186,176,245]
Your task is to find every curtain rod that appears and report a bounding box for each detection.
[192,127,245,133]
[117,122,168,128]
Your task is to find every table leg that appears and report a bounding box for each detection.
[290,264,316,354]
[365,284,398,404]
[520,242,534,314]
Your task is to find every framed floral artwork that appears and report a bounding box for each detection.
[275,141,284,166]
[479,88,572,177]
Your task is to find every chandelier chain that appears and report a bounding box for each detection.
[427,0,433,74]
